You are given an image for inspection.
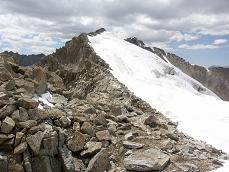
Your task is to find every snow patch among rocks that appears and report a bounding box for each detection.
[33,92,54,109]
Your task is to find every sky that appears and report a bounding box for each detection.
[0,0,229,67]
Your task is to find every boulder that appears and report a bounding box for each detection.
[14,142,27,154]
[1,117,15,133]
[15,79,35,95]
[80,141,102,157]
[19,107,29,121]
[59,116,71,128]
[124,148,170,171]
[67,131,85,152]
[18,98,39,109]
[3,79,15,91]
[17,120,37,129]
[26,131,44,154]
[60,146,83,172]
[86,149,110,172]
[40,131,58,156]
[144,115,160,128]
[96,130,111,141]
[0,134,13,144]
[0,104,17,119]
[81,122,95,136]
[14,132,25,146]
[32,67,47,95]
[92,114,107,126]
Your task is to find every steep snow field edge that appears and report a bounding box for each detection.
[88,32,229,171]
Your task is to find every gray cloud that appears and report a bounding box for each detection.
[0,0,229,54]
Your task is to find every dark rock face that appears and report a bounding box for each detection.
[207,66,229,101]
[164,53,229,101]
[0,51,45,66]
[126,37,229,101]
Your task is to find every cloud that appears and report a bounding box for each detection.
[213,39,228,45]
[0,0,229,54]
[178,44,218,50]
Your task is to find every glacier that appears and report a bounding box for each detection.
[88,32,229,171]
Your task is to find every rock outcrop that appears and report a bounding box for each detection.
[0,29,227,172]
[126,37,229,101]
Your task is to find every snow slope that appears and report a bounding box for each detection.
[88,32,229,171]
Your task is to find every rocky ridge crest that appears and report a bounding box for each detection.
[0,29,227,172]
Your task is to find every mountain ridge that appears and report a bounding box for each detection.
[125,37,229,101]
[0,29,228,171]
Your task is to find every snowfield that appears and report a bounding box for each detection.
[89,32,229,171]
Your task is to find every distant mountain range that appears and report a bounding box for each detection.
[0,51,45,66]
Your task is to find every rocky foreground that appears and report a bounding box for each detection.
[0,29,228,172]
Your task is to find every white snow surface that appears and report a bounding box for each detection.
[33,92,54,109]
[88,32,229,171]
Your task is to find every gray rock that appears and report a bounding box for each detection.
[86,149,110,172]
[124,148,170,171]
[96,130,111,141]
[144,115,159,128]
[0,104,17,119]
[19,107,29,122]
[80,141,102,157]
[166,132,179,141]
[40,131,58,156]
[67,131,85,152]
[0,92,8,100]
[4,79,15,91]
[0,134,13,144]
[81,122,95,136]
[60,146,82,172]
[123,141,144,149]
[32,156,61,172]
[56,127,66,147]
[59,116,71,128]
[17,120,37,129]
[92,114,107,126]
[1,116,15,133]
[14,142,27,154]
[11,110,20,122]
[0,155,8,172]
[18,98,39,109]
[26,131,44,154]
[73,116,87,125]
[84,107,96,114]
[117,114,129,123]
